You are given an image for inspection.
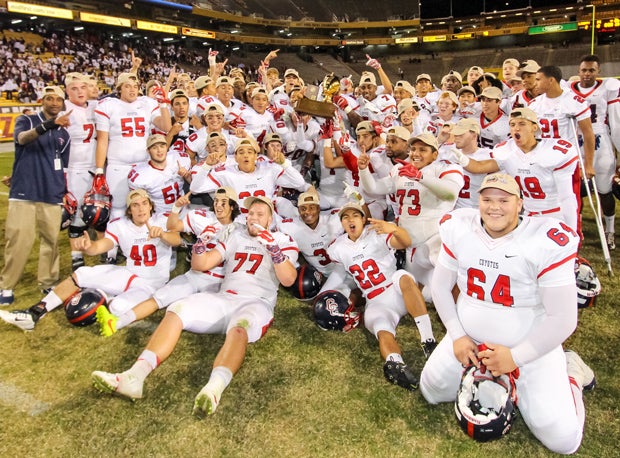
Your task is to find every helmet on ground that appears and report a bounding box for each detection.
[455,364,518,442]
[288,265,325,300]
[64,288,108,326]
[61,191,78,230]
[575,256,601,308]
[313,290,360,332]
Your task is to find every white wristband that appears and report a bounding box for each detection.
[323,139,333,149]
[95,167,104,175]
[344,106,352,114]
[171,205,181,214]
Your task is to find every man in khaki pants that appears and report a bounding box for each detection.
[0,86,71,305]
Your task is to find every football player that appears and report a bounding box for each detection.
[326,202,437,390]
[421,172,594,454]
[92,196,298,416]
[0,189,180,331]
[127,134,191,215]
[453,108,579,230]
[96,187,239,336]
[63,73,98,271]
[569,54,620,249]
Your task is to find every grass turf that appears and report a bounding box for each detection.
[0,151,618,457]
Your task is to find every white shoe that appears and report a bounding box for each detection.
[0,309,36,331]
[193,386,219,417]
[92,371,143,401]
[565,350,596,391]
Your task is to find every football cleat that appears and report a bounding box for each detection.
[605,232,615,251]
[421,339,438,359]
[96,305,118,337]
[0,289,14,305]
[92,371,143,401]
[193,386,219,417]
[383,360,419,391]
[565,350,596,391]
[0,308,39,331]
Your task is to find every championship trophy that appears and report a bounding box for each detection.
[293,73,339,118]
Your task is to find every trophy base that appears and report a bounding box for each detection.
[294,97,336,119]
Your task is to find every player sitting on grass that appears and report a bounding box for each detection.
[92,196,298,416]
[96,187,240,336]
[325,201,437,391]
[0,189,181,331]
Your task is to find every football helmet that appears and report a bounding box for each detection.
[575,257,601,308]
[64,288,108,326]
[288,265,325,300]
[313,290,360,332]
[455,364,518,442]
[612,169,620,201]
[81,175,112,230]
[61,191,78,230]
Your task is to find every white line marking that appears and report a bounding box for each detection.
[0,381,51,416]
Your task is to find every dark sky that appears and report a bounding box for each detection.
[420,0,580,19]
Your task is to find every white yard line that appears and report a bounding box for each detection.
[0,381,51,416]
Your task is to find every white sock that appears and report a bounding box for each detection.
[129,350,159,382]
[414,314,435,342]
[116,310,136,330]
[42,291,63,312]
[386,353,404,364]
[203,366,233,399]
[604,215,615,234]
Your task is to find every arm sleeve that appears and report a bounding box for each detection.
[419,169,464,201]
[431,263,467,341]
[359,166,395,195]
[510,284,577,367]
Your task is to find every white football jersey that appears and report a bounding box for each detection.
[64,99,97,170]
[529,90,590,141]
[328,227,396,300]
[278,211,342,275]
[391,160,464,246]
[479,110,510,148]
[190,160,307,213]
[128,151,191,215]
[215,228,299,306]
[454,147,493,209]
[425,113,462,136]
[184,208,239,279]
[491,138,578,217]
[358,93,397,127]
[95,97,160,165]
[105,214,173,285]
[569,78,620,135]
[437,208,578,346]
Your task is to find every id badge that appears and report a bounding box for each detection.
[54,158,62,170]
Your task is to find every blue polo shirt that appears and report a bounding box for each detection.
[10,112,71,205]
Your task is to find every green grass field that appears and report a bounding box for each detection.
[0,151,618,457]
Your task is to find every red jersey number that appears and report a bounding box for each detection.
[130,244,157,267]
[466,268,514,307]
[349,259,386,290]
[120,117,146,138]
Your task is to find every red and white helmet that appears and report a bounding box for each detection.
[575,257,601,308]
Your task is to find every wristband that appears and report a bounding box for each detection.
[323,139,332,149]
[266,243,286,264]
[95,167,104,175]
[171,205,181,214]
[344,106,352,114]
[35,118,58,135]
